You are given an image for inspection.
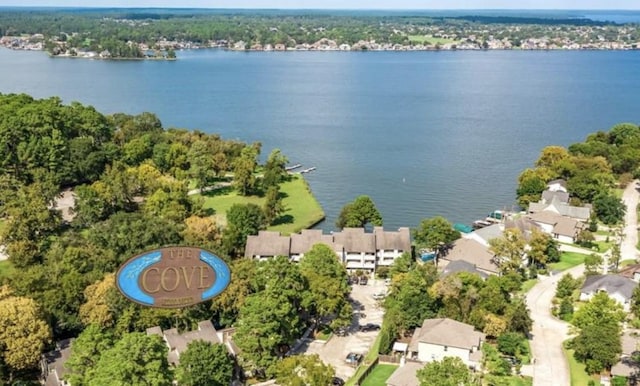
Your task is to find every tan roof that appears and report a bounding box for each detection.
[504,217,540,241]
[386,362,424,386]
[440,238,498,274]
[155,320,221,365]
[527,210,564,225]
[290,229,335,254]
[333,228,376,253]
[374,227,411,251]
[553,216,583,237]
[618,263,640,280]
[244,231,291,258]
[409,318,484,351]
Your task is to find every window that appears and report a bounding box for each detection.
[444,346,448,352]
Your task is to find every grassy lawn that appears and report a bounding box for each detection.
[483,375,532,386]
[563,347,598,386]
[548,252,588,272]
[198,175,325,234]
[0,260,14,281]
[620,259,637,268]
[519,279,538,295]
[360,364,398,386]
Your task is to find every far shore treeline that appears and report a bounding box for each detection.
[0,93,638,384]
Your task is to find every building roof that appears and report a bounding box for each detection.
[441,259,488,279]
[386,362,424,386]
[290,229,334,254]
[553,216,584,238]
[43,339,73,386]
[618,263,640,281]
[244,231,291,258]
[467,224,503,246]
[547,179,568,190]
[527,210,565,225]
[374,227,411,252]
[581,275,638,301]
[152,320,221,366]
[440,238,498,274]
[541,190,570,204]
[504,217,541,241]
[409,318,484,352]
[333,228,376,253]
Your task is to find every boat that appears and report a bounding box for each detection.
[472,220,492,229]
[454,223,474,234]
[300,167,316,174]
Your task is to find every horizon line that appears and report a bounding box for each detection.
[0,6,638,11]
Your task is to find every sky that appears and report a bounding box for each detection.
[0,1,639,10]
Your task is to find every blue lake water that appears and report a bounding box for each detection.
[1,48,639,230]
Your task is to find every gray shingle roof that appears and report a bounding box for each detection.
[333,228,376,253]
[290,229,334,254]
[470,224,504,245]
[244,231,291,258]
[441,260,489,279]
[542,190,570,204]
[440,238,498,274]
[409,318,484,351]
[581,275,638,301]
[156,320,221,366]
[374,226,411,251]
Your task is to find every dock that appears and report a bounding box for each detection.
[285,164,302,171]
[300,167,316,174]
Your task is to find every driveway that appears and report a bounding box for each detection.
[527,264,585,386]
[304,279,386,379]
[621,180,639,261]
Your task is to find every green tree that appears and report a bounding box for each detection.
[413,216,461,253]
[389,252,415,278]
[89,333,172,386]
[275,354,335,386]
[506,298,533,335]
[263,185,285,225]
[417,356,478,386]
[335,195,383,229]
[488,228,526,275]
[572,321,621,374]
[262,148,288,190]
[188,139,216,193]
[211,259,258,326]
[176,340,234,386]
[299,244,351,329]
[222,203,265,257]
[584,253,603,275]
[572,292,625,330]
[555,273,580,299]
[631,285,640,316]
[384,265,439,333]
[233,145,259,196]
[66,324,115,386]
[497,332,526,357]
[0,287,52,382]
[516,168,549,208]
[594,193,626,225]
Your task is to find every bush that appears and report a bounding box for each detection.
[612,376,628,386]
[497,332,525,356]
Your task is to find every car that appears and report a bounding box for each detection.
[345,352,363,365]
[372,292,386,300]
[359,276,368,285]
[331,377,345,386]
[358,323,381,332]
[334,327,348,337]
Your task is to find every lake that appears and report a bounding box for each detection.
[1,48,639,230]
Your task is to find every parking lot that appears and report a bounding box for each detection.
[304,279,387,379]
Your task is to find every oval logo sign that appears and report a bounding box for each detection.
[116,247,230,308]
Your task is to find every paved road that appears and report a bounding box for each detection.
[621,180,639,261]
[527,264,585,386]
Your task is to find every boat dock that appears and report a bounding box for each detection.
[300,167,316,174]
[285,164,302,171]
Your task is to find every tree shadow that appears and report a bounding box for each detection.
[272,214,294,225]
[201,207,216,216]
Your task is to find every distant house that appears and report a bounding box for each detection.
[439,237,499,275]
[579,275,638,311]
[611,330,640,379]
[527,211,586,243]
[408,318,484,368]
[244,227,411,273]
[386,362,425,386]
[244,231,291,261]
[146,320,238,366]
[41,339,73,386]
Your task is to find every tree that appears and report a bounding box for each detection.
[233,145,258,196]
[79,273,117,328]
[384,266,439,333]
[262,148,288,190]
[275,354,335,386]
[584,253,603,275]
[576,229,596,248]
[516,168,548,208]
[497,332,526,357]
[572,292,626,330]
[389,252,415,278]
[594,193,626,225]
[488,228,526,274]
[572,321,621,374]
[89,333,172,386]
[417,356,478,386]
[0,287,52,382]
[188,139,216,193]
[413,216,461,254]
[182,215,222,252]
[222,203,265,257]
[555,273,580,299]
[528,229,559,266]
[631,285,640,317]
[66,324,115,386]
[299,244,351,328]
[506,298,533,335]
[483,313,508,338]
[176,340,234,386]
[335,195,383,229]
[263,185,285,225]
[211,259,258,326]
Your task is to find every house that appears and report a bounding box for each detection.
[289,229,336,262]
[41,339,73,386]
[579,275,638,311]
[408,318,484,368]
[611,331,640,379]
[386,362,425,386]
[441,259,488,280]
[541,189,570,204]
[439,237,499,275]
[527,211,586,243]
[244,231,291,260]
[465,224,504,247]
[619,263,640,282]
[147,320,238,366]
[528,196,591,222]
[503,217,541,242]
[244,227,411,272]
[547,179,568,193]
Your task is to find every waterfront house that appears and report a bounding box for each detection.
[289,229,337,262]
[374,227,411,267]
[579,275,637,312]
[244,231,291,261]
[407,318,484,369]
[439,237,499,275]
[527,211,585,243]
[528,196,591,222]
[333,228,377,271]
